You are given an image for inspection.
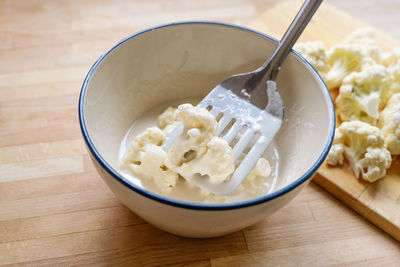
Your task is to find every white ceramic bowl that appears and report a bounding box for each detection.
[79,22,335,238]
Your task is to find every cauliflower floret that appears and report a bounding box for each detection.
[381,47,400,67]
[165,104,217,167]
[326,143,344,165]
[344,28,382,63]
[170,136,235,183]
[327,121,391,182]
[335,64,388,124]
[124,126,165,157]
[165,104,235,183]
[247,158,271,180]
[122,127,178,191]
[157,107,179,129]
[380,62,400,108]
[358,147,392,182]
[378,93,400,155]
[325,44,372,90]
[240,158,272,194]
[294,41,329,78]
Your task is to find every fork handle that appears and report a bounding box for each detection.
[258,0,322,81]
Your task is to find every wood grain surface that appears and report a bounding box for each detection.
[1,0,400,266]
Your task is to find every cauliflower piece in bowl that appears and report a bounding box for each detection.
[378,93,400,155]
[164,104,235,184]
[327,121,391,182]
[239,158,272,195]
[335,64,388,124]
[122,127,179,191]
[157,107,179,129]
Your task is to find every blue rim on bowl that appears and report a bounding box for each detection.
[78,21,335,211]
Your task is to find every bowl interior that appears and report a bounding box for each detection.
[82,22,333,195]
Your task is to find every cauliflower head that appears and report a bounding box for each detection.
[327,121,391,182]
[325,44,372,90]
[294,41,329,77]
[335,64,388,124]
[378,93,400,155]
[344,28,382,62]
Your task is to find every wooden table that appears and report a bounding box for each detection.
[1,0,399,266]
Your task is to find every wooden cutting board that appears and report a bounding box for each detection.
[250,0,400,242]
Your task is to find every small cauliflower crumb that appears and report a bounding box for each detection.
[378,93,400,155]
[327,121,391,182]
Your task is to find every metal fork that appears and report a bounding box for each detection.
[164,0,322,196]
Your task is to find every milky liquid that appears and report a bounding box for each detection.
[118,98,281,203]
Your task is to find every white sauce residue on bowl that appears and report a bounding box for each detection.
[118,99,281,203]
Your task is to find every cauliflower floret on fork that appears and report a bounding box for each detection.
[122,127,179,191]
[327,121,392,182]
